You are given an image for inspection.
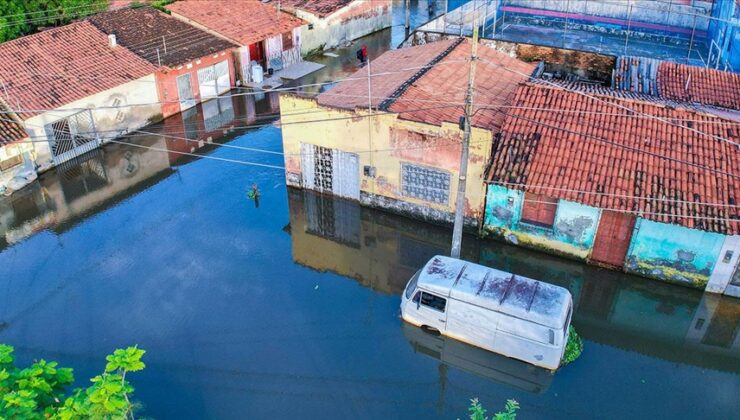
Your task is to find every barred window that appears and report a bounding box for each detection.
[401,163,450,204]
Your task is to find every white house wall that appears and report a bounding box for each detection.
[706,235,740,296]
[24,74,161,170]
[298,1,392,55]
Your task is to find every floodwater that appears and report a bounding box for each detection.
[0,2,738,419]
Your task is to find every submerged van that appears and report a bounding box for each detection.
[401,256,573,370]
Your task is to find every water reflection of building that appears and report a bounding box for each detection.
[287,188,478,296]
[287,189,740,373]
[164,91,280,165]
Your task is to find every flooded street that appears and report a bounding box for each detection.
[0,2,738,419]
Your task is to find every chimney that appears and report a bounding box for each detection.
[108,33,117,48]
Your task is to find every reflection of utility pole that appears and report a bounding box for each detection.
[436,363,448,416]
[405,0,411,38]
[450,25,479,259]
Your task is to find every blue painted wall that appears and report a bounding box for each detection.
[625,219,725,288]
[484,185,600,258]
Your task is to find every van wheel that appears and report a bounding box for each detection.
[421,325,440,336]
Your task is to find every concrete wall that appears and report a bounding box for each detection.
[280,94,492,226]
[156,50,236,118]
[625,218,725,288]
[501,0,712,34]
[296,0,392,54]
[404,30,616,82]
[483,184,601,259]
[0,141,36,191]
[23,74,162,170]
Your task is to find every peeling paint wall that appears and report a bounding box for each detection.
[625,219,725,289]
[295,0,392,55]
[483,184,601,259]
[279,94,492,226]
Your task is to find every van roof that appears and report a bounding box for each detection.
[418,256,572,329]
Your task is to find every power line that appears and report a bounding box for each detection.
[105,139,285,170]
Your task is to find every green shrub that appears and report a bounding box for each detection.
[0,343,145,419]
[561,325,583,366]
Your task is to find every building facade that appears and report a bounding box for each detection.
[90,7,238,119]
[280,0,392,55]
[280,39,536,227]
[483,81,740,297]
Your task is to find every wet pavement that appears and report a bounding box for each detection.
[0,2,738,419]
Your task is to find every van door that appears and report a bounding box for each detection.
[413,290,448,332]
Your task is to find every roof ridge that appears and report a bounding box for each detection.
[378,38,464,111]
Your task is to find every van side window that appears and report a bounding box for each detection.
[412,291,420,303]
[420,292,446,312]
[405,270,420,300]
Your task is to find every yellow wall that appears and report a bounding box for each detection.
[280,94,493,223]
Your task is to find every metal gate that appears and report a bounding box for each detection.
[590,210,636,268]
[44,110,100,166]
[197,66,217,99]
[176,73,196,111]
[214,60,230,94]
[300,143,359,200]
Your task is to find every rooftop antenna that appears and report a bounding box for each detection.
[162,36,167,55]
[156,48,161,67]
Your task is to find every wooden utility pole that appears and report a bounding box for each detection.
[450,25,479,259]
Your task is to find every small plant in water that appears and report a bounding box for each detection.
[561,325,584,366]
[467,398,519,420]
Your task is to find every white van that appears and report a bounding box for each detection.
[401,256,573,370]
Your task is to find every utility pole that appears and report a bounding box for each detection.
[450,25,479,259]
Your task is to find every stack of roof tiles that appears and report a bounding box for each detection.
[167,0,305,46]
[0,21,158,120]
[658,62,740,110]
[612,56,740,110]
[89,7,237,68]
[488,83,740,234]
[318,38,537,132]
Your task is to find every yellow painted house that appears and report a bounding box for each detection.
[280,38,536,227]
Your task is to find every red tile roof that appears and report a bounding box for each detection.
[318,38,536,131]
[0,103,28,146]
[89,7,237,68]
[0,21,158,120]
[389,39,536,132]
[658,62,740,110]
[318,39,460,110]
[281,0,353,17]
[488,83,740,234]
[167,0,305,46]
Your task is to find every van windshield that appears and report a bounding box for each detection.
[405,270,420,300]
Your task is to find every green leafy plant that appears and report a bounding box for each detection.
[0,0,108,42]
[0,343,145,420]
[467,398,519,420]
[561,325,584,366]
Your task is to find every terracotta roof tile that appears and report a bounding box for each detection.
[657,61,740,110]
[390,39,536,131]
[488,83,740,234]
[167,0,305,46]
[0,21,158,120]
[317,38,459,110]
[281,0,353,17]
[318,38,536,131]
[89,7,237,67]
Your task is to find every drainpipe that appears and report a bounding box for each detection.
[405,0,411,38]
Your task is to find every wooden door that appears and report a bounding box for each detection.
[591,210,636,268]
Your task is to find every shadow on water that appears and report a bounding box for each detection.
[286,189,740,374]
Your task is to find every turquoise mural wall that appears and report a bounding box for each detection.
[483,185,601,258]
[625,219,725,288]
